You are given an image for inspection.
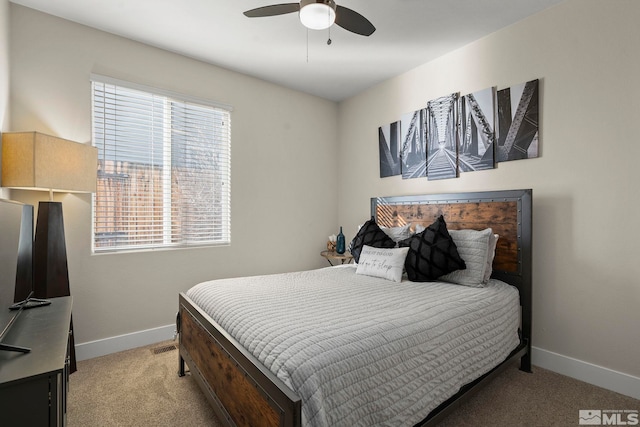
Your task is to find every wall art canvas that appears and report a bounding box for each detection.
[378,121,401,177]
[458,87,496,172]
[426,93,459,180]
[400,109,427,179]
[496,79,539,162]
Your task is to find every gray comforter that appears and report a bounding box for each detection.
[186,265,520,426]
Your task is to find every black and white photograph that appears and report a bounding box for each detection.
[496,79,539,162]
[400,109,427,179]
[458,87,496,172]
[378,121,401,177]
[426,93,459,180]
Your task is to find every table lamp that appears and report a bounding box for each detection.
[1,131,98,372]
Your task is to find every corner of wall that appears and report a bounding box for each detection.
[0,0,9,132]
[0,0,9,198]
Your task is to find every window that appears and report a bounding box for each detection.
[91,75,231,252]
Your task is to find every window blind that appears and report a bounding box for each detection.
[91,76,231,252]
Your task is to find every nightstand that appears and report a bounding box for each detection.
[321,250,354,266]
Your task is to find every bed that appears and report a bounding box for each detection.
[177,189,532,426]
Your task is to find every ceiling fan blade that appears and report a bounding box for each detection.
[335,5,376,36]
[244,3,300,18]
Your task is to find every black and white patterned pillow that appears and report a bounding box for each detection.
[398,215,466,282]
[349,218,396,263]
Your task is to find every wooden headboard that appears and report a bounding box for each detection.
[371,189,533,371]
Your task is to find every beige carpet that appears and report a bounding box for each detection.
[68,340,639,426]
[68,341,220,427]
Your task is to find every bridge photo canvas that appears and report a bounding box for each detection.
[458,86,496,172]
[378,121,401,177]
[496,79,539,162]
[400,109,427,179]
[426,92,459,180]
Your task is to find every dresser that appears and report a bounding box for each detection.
[0,297,72,426]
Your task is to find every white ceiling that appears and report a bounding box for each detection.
[10,0,565,102]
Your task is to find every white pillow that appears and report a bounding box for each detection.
[355,245,409,283]
[484,233,499,282]
[381,224,414,243]
[439,228,493,287]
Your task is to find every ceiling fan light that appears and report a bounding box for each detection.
[299,1,336,30]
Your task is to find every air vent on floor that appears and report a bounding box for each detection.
[151,344,177,355]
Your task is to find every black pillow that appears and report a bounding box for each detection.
[398,215,466,282]
[349,218,396,263]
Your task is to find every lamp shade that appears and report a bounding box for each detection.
[299,0,336,30]
[1,131,98,193]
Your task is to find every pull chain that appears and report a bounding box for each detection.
[327,6,332,45]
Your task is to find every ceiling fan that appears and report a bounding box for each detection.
[244,0,376,36]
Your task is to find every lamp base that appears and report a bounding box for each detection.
[33,201,77,373]
[33,201,69,299]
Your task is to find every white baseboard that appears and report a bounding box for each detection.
[75,324,175,361]
[76,331,639,400]
[532,346,640,399]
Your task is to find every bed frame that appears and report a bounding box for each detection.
[178,188,532,427]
